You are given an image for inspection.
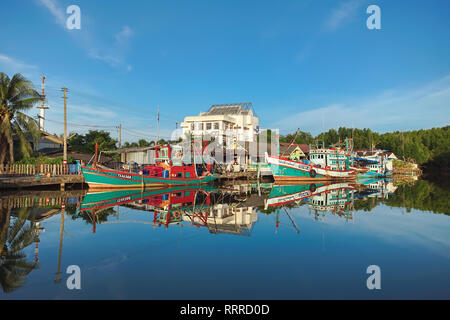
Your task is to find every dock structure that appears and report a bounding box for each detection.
[218,171,257,180]
[0,175,85,190]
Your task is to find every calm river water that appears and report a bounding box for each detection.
[1,178,449,299]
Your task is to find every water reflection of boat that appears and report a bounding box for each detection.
[355,178,397,199]
[266,182,356,222]
[77,185,218,215]
[265,182,355,208]
[307,184,354,220]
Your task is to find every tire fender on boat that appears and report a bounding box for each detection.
[309,169,317,178]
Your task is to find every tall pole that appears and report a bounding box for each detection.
[118,123,122,149]
[157,105,160,144]
[37,76,48,131]
[62,88,68,166]
[55,202,65,283]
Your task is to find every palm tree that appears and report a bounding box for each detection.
[0,206,39,293]
[0,72,41,165]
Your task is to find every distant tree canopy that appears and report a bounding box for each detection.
[279,130,314,145]
[68,130,117,154]
[122,139,166,148]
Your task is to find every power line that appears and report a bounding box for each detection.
[45,118,117,128]
[121,127,171,139]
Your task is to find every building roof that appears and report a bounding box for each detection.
[279,142,310,155]
[203,102,254,116]
[354,149,396,158]
[40,131,63,144]
[117,146,154,153]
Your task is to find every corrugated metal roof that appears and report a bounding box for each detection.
[204,102,254,115]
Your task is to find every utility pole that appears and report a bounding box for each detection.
[118,123,122,149]
[62,88,68,166]
[157,105,160,145]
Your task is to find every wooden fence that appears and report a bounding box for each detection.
[0,164,79,176]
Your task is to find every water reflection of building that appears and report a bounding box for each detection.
[185,204,258,236]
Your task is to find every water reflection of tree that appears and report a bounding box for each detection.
[353,197,382,212]
[0,207,38,293]
[66,205,117,224]
[384,180,450,215]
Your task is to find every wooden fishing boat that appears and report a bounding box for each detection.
[352,155,392,178]
[81,144,219,189]
[265,139,357,181]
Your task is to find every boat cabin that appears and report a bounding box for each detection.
[142,144,203,179]
[309,148,351,171]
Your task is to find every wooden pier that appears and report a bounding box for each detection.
[0,174,86,190]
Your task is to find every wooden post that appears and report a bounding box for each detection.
[62,88,68,167]
[55,203,65,283]
[94,142,98,168]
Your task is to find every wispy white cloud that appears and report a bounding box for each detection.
[69,104,119,119]
[274,75,450,134]
[0,54,38,71]
[88,26,134,69]
[323,0,366,32]
[35,0,133,71]
[115,26,134,45]
[36,0,66,27]
[88,50,122,67]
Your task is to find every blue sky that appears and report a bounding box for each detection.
[1,0,449,143]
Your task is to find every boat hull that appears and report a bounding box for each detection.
[81,165,218,189]
[357,170,392,178]
[265,154,356,182]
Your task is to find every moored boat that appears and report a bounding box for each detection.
[265,138,357,182]
[81,144,219,189]
[352,153,393,178]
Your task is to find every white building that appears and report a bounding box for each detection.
[180,103,259,145]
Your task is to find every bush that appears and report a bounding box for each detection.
[14,156,74,165]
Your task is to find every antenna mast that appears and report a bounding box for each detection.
[37,75,49,131]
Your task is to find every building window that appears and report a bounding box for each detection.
[190,123,194,130]
[214,122,219,130]
[206,123,212,130]
[197,123,203,130]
